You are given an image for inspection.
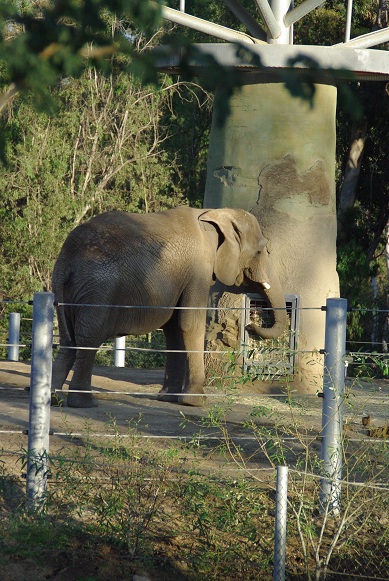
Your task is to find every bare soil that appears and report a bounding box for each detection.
[0,360,325,481]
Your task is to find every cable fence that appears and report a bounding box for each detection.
[0,293,388,580]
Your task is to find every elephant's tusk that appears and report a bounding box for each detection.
[262,282,271,290]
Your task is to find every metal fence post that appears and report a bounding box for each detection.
[320,298,347,515]
[8,312,21,361]
[26,292,54,510]
[114,336,126,367]
[273,465,288,581]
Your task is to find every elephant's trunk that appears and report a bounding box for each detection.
[244,252,288,340]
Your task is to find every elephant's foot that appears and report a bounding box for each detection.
[157,387,179,403]
[51,391,65,407]
[177,393,206,407]
[67,391,98,408]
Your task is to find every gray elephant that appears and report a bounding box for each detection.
[51,206,287,407]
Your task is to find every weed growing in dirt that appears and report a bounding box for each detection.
[179,361,389,580]
[1,353,389,580]
[0,420,277,580]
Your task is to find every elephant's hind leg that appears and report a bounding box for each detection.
[51,347,76,406]
[67,347,98,408]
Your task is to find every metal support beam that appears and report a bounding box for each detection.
[284,0,325,27]
[254,0,282,39]
[344,0,353,43]
[269,0,292,44]
[158,3,263,45]
[337,27,389,49]
[8,312,21,362]
[222,0,267,40]
[273,466,288,580]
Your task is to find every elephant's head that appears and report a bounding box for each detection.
[200,208,288,339]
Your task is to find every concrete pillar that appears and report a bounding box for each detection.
[204,79,339,392]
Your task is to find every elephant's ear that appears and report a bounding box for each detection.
[200,209,242,286]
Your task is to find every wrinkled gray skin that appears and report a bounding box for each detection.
[51,207,288,407]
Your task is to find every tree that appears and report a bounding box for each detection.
[0,0,163,110]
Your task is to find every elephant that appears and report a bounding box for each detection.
[51,206,288,407]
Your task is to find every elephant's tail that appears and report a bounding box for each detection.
[52,261,75,347]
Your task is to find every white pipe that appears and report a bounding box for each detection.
[254,0,282,39]
[114,336,126,367]
[268,0,291,44]
[344,0,353,42]
[337,27,389,48]
[284,0,325,27]
[159,3,263,44]
[222,0,267,40]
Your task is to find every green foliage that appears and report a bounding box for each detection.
[94,331,166,369]
[337,205,387,345]
[0,300,33,360]
[0,0,163,96]
[294,0,377,45]
[294,2,347,45]
[0,69,189,298]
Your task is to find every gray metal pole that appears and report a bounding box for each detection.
[114,336,126,367]
[338,27,389,48]
[8,312,21,361]
[26,292,54,510]
[320,298,347,515]
[268,0,292,44]
[273,465,288,581]
[344,0,353,42]
[256,0,282,40]
[284,0,326,28]
[222,0,267,40]
[158,3,262,45]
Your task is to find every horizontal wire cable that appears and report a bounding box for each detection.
[1,435,387,491]
[0,427,387,445]
[55,302,306,312]
[3,297,389,314]
[0,385,322,398]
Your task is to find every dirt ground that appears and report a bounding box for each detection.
[1,361,389,580]
[0,361,294,483]
[1,359,388,477]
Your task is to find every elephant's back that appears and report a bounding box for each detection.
[55,207,207,289]
[67,208,202,240]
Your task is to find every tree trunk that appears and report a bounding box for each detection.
[382,222,389,354]
[375,0,389,29]
[337,119,367,241]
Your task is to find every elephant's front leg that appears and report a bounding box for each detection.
[159,313,187,402]
[177,307,207,407]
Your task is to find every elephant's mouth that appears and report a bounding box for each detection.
[243,271,271,291]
